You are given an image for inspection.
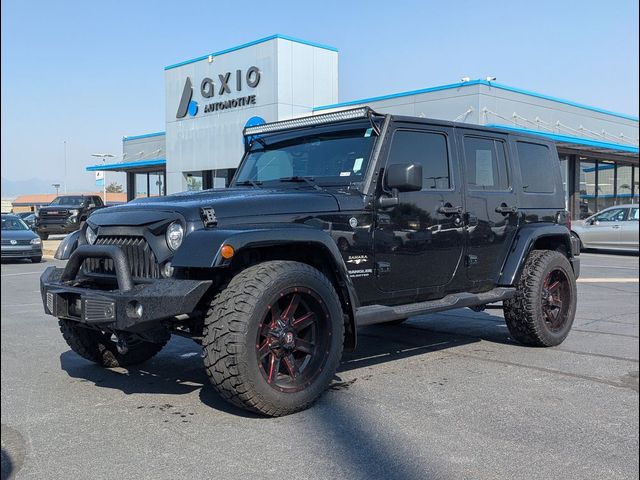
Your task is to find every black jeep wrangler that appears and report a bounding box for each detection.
[41,108,579,416]
[36,194,104,240]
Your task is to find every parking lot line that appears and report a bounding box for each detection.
[1,271,43,277]
[577,278,639,283]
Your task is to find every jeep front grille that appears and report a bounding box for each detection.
[83,235,161,279]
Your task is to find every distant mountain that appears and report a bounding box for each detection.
[1,177,61,197]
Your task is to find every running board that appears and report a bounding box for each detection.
[355,287,515,327]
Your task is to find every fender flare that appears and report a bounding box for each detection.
[499,223,577,286]
[172,226,361,348]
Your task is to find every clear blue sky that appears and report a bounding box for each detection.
[1,0,638,194]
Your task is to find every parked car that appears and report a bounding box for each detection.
[16,211,38,228]
[35,194,105,240]
[571,204,639,252]
[41,107,579,416]
[1,214,42,262]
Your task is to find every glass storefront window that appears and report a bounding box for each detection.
[184,171,203,191]
[597,161,616,210]
[135,173,148,198]
[616,165,633,205]
[579,159,597,219]
[634,166,639,204]
[149,171,165,197]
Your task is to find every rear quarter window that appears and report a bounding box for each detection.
[516,141,555,194]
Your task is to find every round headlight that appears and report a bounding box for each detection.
[86,226,97,245]
[166,221,184,251]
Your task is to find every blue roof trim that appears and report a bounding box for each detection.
[485,124,639,154]
[313,81,482,111]
[123,131,165,142]
[313,79,639,121]
[481,81,639,122]
[86,159,166,171]
[164,34,338,70]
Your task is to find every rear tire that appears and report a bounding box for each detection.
[202,261,344,416]
[59,319,166,367]
[38,233,49,240]
[504,250,577,347]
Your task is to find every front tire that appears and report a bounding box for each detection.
[31,256,42,263]
[38,232,49,240]
[59,319,166,367]
[504,250,577,347]
[202,261,344,416]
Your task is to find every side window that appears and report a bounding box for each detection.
[517,141,555,193]
[95,196,103,206]
[629,208,639,221]
[386,130,450,190]
[594,208,627,222]
[463,136,509,190]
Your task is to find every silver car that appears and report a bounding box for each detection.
[571,204,639,252]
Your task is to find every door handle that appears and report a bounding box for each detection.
[437,205,463,215]
[495,204,519,215]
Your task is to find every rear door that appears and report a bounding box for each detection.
[620,207,639,249]
[374,124,464,293]
[456,130,519,289]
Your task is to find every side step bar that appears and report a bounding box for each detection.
[355,287,515,327]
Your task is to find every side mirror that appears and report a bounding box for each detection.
[385,163,423,192]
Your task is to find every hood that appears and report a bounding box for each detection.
[1,229,38,241]
[89,187,341,225]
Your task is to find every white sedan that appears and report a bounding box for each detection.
[571,204,639,252]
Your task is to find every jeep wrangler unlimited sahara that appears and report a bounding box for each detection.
[41,108,579,416]
[36,194,104,240]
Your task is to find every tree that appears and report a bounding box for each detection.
[105,182,124,193]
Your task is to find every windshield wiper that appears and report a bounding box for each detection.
[278,176,324,192]
[235,180,263,188]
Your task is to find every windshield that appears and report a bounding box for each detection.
[1,216,29,231]
[49,196,86,206]
[234,121,377,186]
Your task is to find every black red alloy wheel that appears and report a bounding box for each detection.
[541,268,572,333]
[256,287,331,392]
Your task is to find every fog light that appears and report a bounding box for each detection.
[127,301,144,319]
[162,262,174,278]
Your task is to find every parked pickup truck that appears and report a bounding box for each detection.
[36,195,105,240]
[41,108,579,416]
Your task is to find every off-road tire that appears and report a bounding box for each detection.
[202,261,344,416]
[504,250,577,347]
[59,319,166,367]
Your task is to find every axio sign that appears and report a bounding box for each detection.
[176,66,261,119]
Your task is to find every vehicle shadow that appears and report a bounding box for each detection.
[59,309,512,411]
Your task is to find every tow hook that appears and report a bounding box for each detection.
[113,334,129,355]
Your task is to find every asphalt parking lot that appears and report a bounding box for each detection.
[1,252,638,480]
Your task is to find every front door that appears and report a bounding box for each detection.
[457,130,519,289]
[374,125,464,294]
[620,207,639,249]
[582,207,627,248]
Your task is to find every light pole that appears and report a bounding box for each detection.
[91,153,115,203]
[63,141,68,193]
[52,183,60,196]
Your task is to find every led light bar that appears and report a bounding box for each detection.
[244,107,374,136]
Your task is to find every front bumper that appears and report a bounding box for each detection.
[40,245,212,331]
[1,245,42,259]
[37,219,79,234]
